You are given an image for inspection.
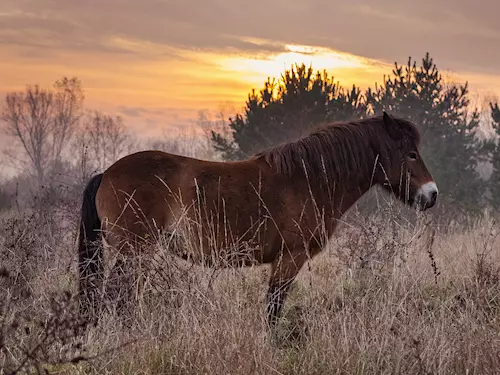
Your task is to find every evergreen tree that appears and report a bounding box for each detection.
[211,63,366,160]
[365,53,488,211]
[487,102,500,209]
[211,54,489,213]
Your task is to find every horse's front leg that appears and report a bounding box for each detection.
[266,250,307,327]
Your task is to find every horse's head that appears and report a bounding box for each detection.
[377,112,438,211]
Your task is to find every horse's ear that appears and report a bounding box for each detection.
[383,111,393,127]
[382,111,401,140]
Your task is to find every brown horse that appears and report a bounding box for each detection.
[77,112,438,325]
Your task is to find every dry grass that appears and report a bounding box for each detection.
[2,194,500,375]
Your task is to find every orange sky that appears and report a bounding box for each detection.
[1,0,500,140]
[0,38,394,131]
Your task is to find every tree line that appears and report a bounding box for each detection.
[0,78,216,210]
[1,78,131,186]
[2,52,499,216]
[212,53,500,214]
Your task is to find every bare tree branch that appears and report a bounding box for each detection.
[74,110,131,179]
[52,77,84,166]
[1,77,84,185]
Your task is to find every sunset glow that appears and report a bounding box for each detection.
[1,0,499,140]
[0,39,397,138]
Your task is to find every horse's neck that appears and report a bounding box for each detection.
[334,182,373,215]
[308,171,375,220]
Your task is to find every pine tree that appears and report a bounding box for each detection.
[365,53,488,211]
[210,55,488,213]
[211,63,366,160]
[487,102,500,209]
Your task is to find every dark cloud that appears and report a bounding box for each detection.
[118,107,143,118]
[0,0,497,74]
[117,106,201,134]
[117,106,174,118]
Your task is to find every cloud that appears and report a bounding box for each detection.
[0,0,291,59]
[1,0,498,75]
[117,106,181,119]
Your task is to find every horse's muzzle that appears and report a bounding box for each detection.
[414,181,438,211]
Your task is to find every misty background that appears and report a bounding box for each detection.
[1,52,500,221]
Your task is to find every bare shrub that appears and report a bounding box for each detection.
[0,185,95,373]
[0,279,89,375]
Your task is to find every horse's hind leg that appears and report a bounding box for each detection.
[266,250,307,327]
[99,228,136,316]
[105,255,132,311]
[103,231,155,324]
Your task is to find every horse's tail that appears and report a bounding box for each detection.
[77,173,104,319]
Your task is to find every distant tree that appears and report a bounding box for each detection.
[74,111,131,180]
[211,63,366,160]
[365,53,488,211]
[487,102,500,209]
[52,78,85,169]
[196,108,233,161]
[144,129,200,159]
[1,77,84,185]
[211,55,491,213]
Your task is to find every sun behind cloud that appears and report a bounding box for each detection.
[223,44,365,75]
[205,42,391,92]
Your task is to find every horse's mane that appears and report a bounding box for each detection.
[253,115,421,184]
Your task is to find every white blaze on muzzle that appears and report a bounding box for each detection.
[415,181,438,209]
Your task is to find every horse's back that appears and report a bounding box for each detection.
[94,151,190,242]
[94,151,274,246]
[95,150,321,265]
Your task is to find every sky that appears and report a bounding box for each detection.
[1,0,500,140]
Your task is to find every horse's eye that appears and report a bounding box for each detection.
[408,151,418,160]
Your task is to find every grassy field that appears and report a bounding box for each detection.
[1,193,500,374]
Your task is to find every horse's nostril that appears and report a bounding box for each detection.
[431,191,438,204]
